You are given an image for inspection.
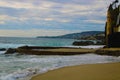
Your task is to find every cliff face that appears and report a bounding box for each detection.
[105,3,119,38]
[105,0,120,47]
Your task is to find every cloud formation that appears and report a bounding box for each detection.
[0,0,116,37]
[0,29,79,37]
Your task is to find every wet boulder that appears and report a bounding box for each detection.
[72,41,94,46]
[0,48,6,51]
[5,48,16,54]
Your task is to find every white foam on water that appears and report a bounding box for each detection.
[0,37,112,80]
[0,43,23,49]
[68,45,104,49]
[0,54,120,80]
[1,68,39,80]
[79,45,104,49]
[0,65,60,80]
[0,51,6,54]
[0,43,34,49]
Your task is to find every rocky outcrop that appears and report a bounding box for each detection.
[4,46,120,56]
[5,48,17,54]
[80,33,105,41]
[72,41,94,46]
[95,48,120,56]
[72,40,105,46]
[0,48,6,51]
[95,41,105,45]
[4,46,96,55]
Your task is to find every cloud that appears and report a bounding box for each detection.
[0,21,5,24]
[0,0,58,10]
[0,14,18,24]
[0,29,79,37]
[0,0,109,21]
[0,1,34,9]
[0,0,115,36]
[84,20,105,24]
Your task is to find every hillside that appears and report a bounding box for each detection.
[80,32,105,40]
[37,31,104,39]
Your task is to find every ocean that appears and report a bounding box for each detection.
[0,37,120,80]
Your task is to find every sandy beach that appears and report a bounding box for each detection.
[31,62,120,80]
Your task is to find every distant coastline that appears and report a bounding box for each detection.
[37,31,104,39]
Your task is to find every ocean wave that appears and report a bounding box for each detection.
[1,68,39,80]
[67,45,104,49]
[0,51,6,54]
[0,43,33,49]
[0,54,120,80]
[0,65,61,80]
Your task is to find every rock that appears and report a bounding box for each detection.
[18,45,29,49]
[95,41,105,45]
[95,48,120,56]
[72,41,94,46]
[0,48,6,51]
[5,48,16,54]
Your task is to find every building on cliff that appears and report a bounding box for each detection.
[105,0,120,47]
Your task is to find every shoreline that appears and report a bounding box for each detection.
[31,62,120,80]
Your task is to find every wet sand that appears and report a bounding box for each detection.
[31,62,120,80]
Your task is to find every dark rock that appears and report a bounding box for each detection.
[72,41,94,46]
[80,33,105,40]
[0,48,6,51]
[18,46,29,49]
[95,41,105,45]
[95,48,120,56]
[5,48,16,54]
[108,32,120,47]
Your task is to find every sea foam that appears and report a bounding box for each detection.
[0,54,120,80]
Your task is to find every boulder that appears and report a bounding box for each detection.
[5,48,16,54]
[95,41,105,45]
[72,41,94,46]
[0,48,6,51]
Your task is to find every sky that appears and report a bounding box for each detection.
[0,0,117,37]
